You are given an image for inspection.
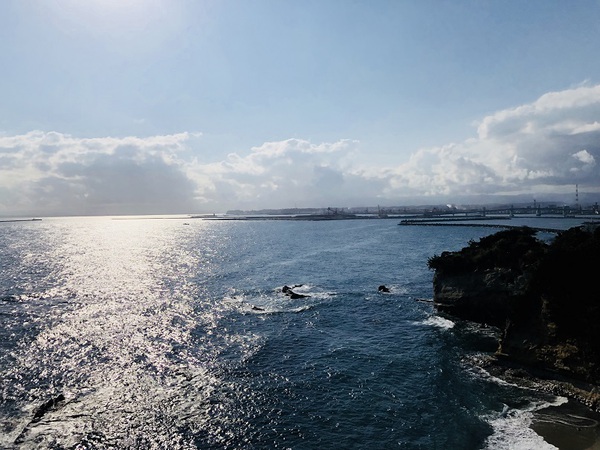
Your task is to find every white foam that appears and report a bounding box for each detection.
[280,284,334,300]
[421,315,455,329]
[246,304,312,315]
[226,285,329,315]
[482,397,568,450]
[484,411,556,450]
[467,364,520,388]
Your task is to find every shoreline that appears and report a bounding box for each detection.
[533,400,600,450]
[479,355,600,449]
[486,355,600,412]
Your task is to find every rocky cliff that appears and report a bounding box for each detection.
[429,227,546,327]
[429,225,600,393]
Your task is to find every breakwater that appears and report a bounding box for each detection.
[0,218,41,223]
[398,220,561,233]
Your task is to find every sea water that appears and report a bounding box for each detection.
[0,216,589,449]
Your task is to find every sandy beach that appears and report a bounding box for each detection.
[533,400,600,450]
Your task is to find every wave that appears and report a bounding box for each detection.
[464,363,520,388]
[223,284,338,315]
[482,397,568,450]
[223,292,318,316]
[420,315,455,329]
[245,304,312,315]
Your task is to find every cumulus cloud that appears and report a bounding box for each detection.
[185,138,373,210]
[2,84,600,216]
[0,131,198,216]
[378,84,600,200]
[572,149,595,165]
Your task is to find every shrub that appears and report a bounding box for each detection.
[427,227,546,274]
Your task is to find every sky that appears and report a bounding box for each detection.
[1,0,600,216]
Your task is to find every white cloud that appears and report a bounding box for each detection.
[379,83,600,199]
[0,131,198,216]
[185,139,366,210]
[2,84,600,216]
[572,149,596,165]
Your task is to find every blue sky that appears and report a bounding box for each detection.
[1,0,600,216]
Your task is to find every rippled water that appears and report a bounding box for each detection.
[0,216,587,449]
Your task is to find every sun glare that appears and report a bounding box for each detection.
[45,0,167,35]
[36,0,185,56]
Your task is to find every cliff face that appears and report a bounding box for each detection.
[429,226,600,385]
[503,226,600,383]
[432,267,531,327]
[429,227,545,327]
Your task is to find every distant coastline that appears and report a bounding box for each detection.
[196,213,385,221]
[226,201,600,218]
[0,218,41,223]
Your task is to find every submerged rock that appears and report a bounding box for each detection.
[32,394,66,422]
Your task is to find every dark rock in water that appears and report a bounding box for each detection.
[14,394,67,445]
[428,225,600,390]
[378,285,390,293]
[32,394,66,422]
[282,284,303,293]
[282,284,309,299]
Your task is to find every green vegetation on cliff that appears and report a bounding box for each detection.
[429,225,600,384]
[427,227,546,274]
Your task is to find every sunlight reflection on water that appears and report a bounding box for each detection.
[1,217,260,448]
[3,217,586,449]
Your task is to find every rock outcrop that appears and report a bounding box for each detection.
[429,227,545,327]
[432,267,531,327]
[429,225,600,390]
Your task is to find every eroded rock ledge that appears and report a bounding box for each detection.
[429,226,600,408]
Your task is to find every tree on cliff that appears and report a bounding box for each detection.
[428,224,600,383]
[427,227,546,274]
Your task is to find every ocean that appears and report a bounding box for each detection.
[0,216,595,449]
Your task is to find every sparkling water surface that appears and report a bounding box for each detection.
[0,216,588,449]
